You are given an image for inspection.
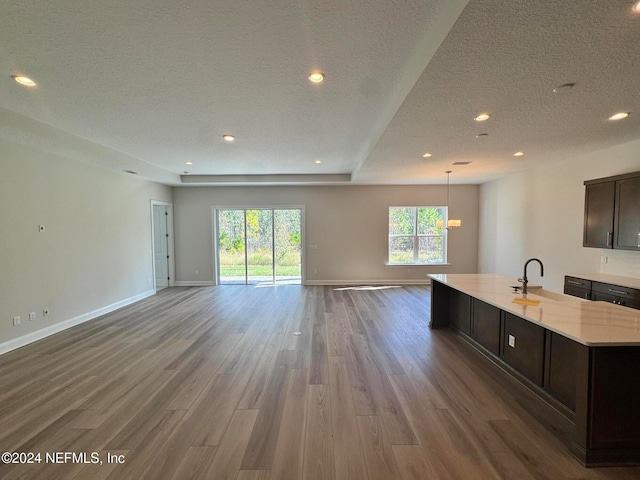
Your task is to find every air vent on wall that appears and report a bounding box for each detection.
[452,162,471,165]
[124,170,139,175]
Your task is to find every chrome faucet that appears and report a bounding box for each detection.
[518,258,544,294]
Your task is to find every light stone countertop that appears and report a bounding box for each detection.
[565,273,640,290]
[428,273,640,346]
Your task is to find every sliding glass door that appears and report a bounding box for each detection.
[216,208,302,285]
[246,209,274,284]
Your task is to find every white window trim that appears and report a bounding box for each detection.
[388,206,448,265]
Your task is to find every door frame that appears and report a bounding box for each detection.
[151,200,175,291]
[211,205,306,286]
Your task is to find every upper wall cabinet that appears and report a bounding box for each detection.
[583,181,616,248]
[614,176,640,250]
[584,171,640,251]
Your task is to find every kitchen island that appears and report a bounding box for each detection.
[429,273,640,467]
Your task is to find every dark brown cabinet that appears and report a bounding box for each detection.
[544,332,577,411]
[564,284,591,299]
[584,171,640,250]
[587,347,640,450]
[564,276,640,311]
[502,312,545,386]
[583,181,616,248]
[591,282,640,308]
[471,299,501,356]
[564,276,592,300]
[449,289,471,335]
[614,176,640,250]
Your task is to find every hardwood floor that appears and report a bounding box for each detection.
[1,285,639,479]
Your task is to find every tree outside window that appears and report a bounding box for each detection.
[388,207,447,264]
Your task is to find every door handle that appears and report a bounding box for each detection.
[567,280,582,285]
[608,288,628,295]
[606,231,612,247]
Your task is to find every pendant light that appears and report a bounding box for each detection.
[444,170,461,230]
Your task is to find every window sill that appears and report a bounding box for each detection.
[385,263,451,267]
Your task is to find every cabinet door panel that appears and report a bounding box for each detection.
[449,289,471,335]
[593,291,640,310]
[564,285,591,300]
[502,313,545,386]
[620,298,640,310]
[590,347,640,449]
[614,177,640,250]
[592,291,618,304]
[545,332,577,411]
[583,182,615,248]
[471,299,501,356]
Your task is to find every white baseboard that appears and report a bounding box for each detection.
[0,289,155,356]
[304,279,431,286]
[174,281,216,287]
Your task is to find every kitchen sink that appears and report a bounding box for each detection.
[529,289,575,302]
[509,285,542,292]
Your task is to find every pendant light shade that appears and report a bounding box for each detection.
[444,170,461,230]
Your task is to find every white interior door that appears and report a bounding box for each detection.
[153,205,169,289]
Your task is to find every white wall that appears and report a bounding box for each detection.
[173,184,479,285]
[0,136,172,348]
[479,139,640,292]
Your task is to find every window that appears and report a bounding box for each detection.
[388,206,447,264]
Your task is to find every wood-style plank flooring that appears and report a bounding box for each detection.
[1,285,639,479]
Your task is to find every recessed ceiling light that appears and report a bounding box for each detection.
[222,134,235,142]
[11,75,37,87]
[315,160,322,164]
[185,161,193,165]
[308,72,325,83]
[608,112,630,121]
[474,113,490,122]
[513,151,525,157]
[422,152,433,158]
[553,82,575,93]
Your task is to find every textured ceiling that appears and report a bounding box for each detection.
[357,0,640,184]
[1,0,639,185]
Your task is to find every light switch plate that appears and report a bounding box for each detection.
[508,335,516,348]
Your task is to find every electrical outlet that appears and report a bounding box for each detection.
[29,312,36,321]
[13,316,21,326]
[43,308,49,317]
[508,335,516,348]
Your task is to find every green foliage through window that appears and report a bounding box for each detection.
[389,207,446,264]
[217,208,302,284]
